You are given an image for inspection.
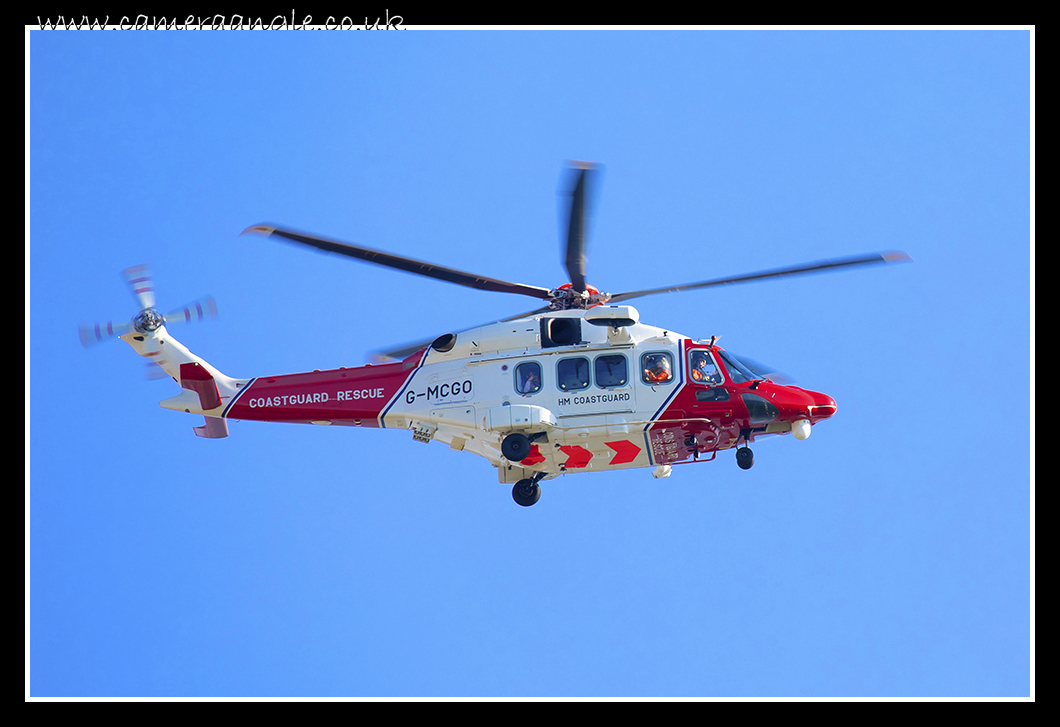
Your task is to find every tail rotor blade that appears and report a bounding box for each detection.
[121,264,155,310]
[164,296,218,326]
[145,360,171,380]
[78,320,132,347]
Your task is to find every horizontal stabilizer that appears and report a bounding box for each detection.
[194,417,229,439]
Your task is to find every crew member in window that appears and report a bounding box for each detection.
[643,354,672,384]
[690,352,721,385]
[518,367,541,394]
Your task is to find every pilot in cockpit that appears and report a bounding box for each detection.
[690,351,721,385]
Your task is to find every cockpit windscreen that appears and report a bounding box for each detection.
[717,350,786,383]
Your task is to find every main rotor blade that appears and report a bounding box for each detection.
[607,251,912,303]
[369,305,552,362]
[563,162,596,293]
[243,225,554,301]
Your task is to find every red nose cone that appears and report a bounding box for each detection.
[809,391,837,419]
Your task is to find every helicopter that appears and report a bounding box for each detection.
[80,162,910,506]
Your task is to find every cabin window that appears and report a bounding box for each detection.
[689,350,723,386]
[641,352,674,385]
[557,357,590,391]
[514,361,542,395]
[595,354,628,388]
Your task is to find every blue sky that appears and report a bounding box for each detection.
[29,28,1032,698]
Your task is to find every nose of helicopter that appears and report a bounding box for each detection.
[757,386,836,423]
[806,390,837,420]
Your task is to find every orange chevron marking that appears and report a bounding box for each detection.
[605,440,641,465]
[559,445,593,469]
[522,444,546,466]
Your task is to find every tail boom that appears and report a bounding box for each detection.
[120,324,425,433]
[224,353,424,427]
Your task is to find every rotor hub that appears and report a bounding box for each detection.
[133,308,165,333]
[548,283,610,310]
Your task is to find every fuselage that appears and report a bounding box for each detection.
[208,308,836,481]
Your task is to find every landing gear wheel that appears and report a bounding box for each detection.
[501,432,532,462]
[736,446,754,470]
[512,478,541,507]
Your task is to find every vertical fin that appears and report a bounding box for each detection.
[180,362,222,410]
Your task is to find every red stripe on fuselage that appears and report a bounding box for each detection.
[225,356,421,427]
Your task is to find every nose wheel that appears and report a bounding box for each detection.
[736,446,754,470]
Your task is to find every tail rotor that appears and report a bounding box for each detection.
[79,265,218,349]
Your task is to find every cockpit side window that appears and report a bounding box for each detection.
[557,357,590,391]
[689,350,723,386]
[641,352,674,385]
[514,361,542,395]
